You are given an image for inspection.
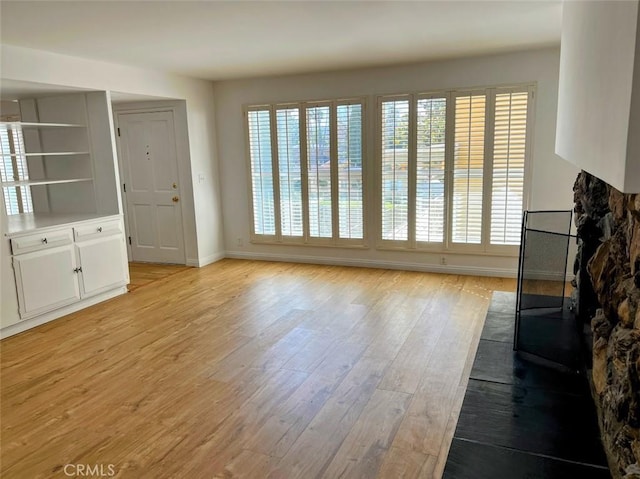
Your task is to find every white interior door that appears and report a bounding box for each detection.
[117,111,185,264]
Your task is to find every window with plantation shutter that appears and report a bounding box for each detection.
[377,84,532,253]
[246,98,365,246]
[416,97,446,243]
[276,108,303,237]
[1,124,33,215]
[381,99,409,241]
[245,85,532,254]
[247,109,275,236]
[452,93,486,245]
[337,103,363,239]
[490,90,529,245]
[306,105,332,238]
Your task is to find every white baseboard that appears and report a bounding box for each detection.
[186,251,225,268]
[0,286,128,339]
[225,251,517,278]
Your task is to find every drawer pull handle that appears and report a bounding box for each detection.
[42,238,48,244]
[73,267,83,273]
[97,227,103,233]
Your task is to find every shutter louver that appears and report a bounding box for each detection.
[306,106,332,238]
[490,91,528,245]
[381,99,410,241]
[452,94,486,244]
[337,104,363,239]
[247,109,276,235]
[276,108,303,237]
[416,98,446,243]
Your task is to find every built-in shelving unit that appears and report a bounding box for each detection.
[1,91,127,335]
[1,118,93,197]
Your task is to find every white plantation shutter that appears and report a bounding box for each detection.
[247,109,276,235]
[276,108,303,237]
[245,85,532,252]
[490,90,529,245]
[306,105,333,238]
[247,99,365,245]
[1,124,33,215]
[381,99,410,241]
[336,103,363,239]
[452,94,486,244]
[416,97,446,243]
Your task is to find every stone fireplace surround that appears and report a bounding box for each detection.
[573,171,640,478]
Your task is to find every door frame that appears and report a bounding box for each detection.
[113,104,189,264]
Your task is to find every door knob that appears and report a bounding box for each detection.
[172,196,179,203]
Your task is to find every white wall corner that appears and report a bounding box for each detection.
[186,251,226,268]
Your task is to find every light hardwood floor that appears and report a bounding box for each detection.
[1,259,516,479]
[127,262,192,292]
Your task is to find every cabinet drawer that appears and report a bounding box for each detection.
[74,219,122,242]
[11,229,74,255]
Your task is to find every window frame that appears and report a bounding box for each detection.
[244,97,368,248]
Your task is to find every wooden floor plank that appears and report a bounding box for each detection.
[376,446,437,479]
[321,388,412,479]
[268,356,391,479]
[127,262,192,292]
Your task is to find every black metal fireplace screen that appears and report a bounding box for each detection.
[514,210,580,370]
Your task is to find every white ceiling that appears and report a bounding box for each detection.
[0,0,562,82]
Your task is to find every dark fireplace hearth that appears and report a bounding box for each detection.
[573,171,640,479]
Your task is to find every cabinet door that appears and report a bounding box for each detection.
[76,234,128,298]
[13,244,81,319]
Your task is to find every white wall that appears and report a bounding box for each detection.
[214,47,578,277]
[556,0,640,194]
[0,44,225,265]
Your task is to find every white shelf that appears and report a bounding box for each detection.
[2,151,91,157]
[2,178,93,187]
[0,121,86,129]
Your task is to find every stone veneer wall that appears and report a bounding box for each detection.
[573,171,640,479]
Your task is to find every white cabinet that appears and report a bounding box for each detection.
[75,221,128,297]
[8,217,129,323]
[13,243,81,319]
